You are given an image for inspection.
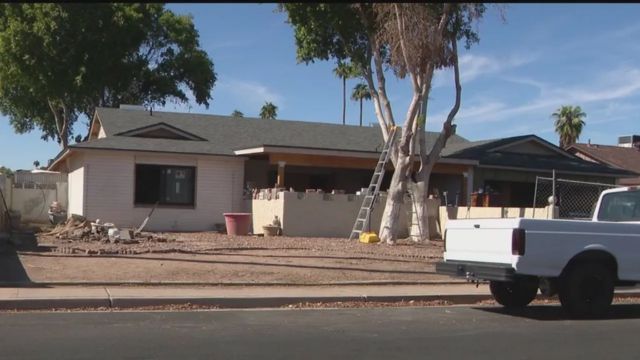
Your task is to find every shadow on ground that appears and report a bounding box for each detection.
[22,252,437,276]
[0,231,49,287]
[475,304,640,321]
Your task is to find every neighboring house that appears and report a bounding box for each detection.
[444,135,635,207]
[567,135,640,186]
[48,106,634,231]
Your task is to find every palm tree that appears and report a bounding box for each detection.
[351,83,371,127]
[259,102,278,120]
[333,61,358,125]
[552,105,586,149]
[231,110,244,118]
[33,160,40,169]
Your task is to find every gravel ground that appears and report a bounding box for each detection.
[38,232,444,261]
[9,232,449,284]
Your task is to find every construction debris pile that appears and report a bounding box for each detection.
[43,214,169,244]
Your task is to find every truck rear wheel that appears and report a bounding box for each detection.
[559,263,614,319]
[489,278,539,308]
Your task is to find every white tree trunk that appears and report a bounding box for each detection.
[408,180,430,242]
[379,148,412,244]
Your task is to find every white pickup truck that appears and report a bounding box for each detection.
[436,186,640,318]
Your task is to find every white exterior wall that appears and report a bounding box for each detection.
[67,154,85,216]
[252,192,409,238]
[82,150,245,231]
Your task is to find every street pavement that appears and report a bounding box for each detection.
[1,305,640,359]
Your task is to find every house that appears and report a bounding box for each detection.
[48,106,634,232]
[567,135,640,186]
[443,135,635,207]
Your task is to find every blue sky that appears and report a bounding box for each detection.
[2,3,640,170]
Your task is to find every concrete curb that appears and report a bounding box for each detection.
[0,294,493,311]
[3,291,640,311]
[0,298,111,310]
[0,280,468,288]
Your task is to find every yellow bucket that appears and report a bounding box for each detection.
[359,232,380,244]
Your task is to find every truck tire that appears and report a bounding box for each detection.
[489,279,539,308]
[559,262,614,319]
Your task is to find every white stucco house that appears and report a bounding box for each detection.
[48,106,634,233]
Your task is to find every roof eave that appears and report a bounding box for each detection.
[47,148,73,171]
[477,164,634,178]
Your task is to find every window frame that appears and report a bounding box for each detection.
[134,163,197,208]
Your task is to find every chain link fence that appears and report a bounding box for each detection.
[533,176,619,219]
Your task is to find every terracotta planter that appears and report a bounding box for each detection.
[223,213,252,236]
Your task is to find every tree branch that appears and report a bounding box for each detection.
[419,36,461,178]
[361,67,390,140]
[47,99,64,143]
[372,46,395,128]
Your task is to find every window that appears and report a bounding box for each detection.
[597,190,640,222]
[135,164,196,206]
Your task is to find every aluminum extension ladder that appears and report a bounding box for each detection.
[348,126,399,240]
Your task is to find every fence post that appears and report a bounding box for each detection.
[552,169,556,209]
[532,176,539,218]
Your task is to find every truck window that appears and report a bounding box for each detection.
[597,191,640,222]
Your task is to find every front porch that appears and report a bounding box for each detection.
[238,145,477,206]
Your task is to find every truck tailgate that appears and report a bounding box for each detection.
[444,218,522,266]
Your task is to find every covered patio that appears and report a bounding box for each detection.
[236,145,477,206]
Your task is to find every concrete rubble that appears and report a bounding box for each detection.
[43,214,169,244]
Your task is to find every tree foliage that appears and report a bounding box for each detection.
[0,166,13,178]
[259,102,278,120]
[0,4,216,148]
[231,110,244,118]
[553,105,586,149]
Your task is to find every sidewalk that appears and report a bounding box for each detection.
[0,283,492,310]
[2,284,640,310]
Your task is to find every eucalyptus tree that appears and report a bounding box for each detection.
[281,3,489,243]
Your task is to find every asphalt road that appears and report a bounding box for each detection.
[2,304,640,359]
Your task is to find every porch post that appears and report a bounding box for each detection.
[465,167,474,206]
[276,161,286,188]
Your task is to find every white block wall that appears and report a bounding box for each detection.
[79,150,245,231]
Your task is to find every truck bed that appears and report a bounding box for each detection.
[443,217,640,280]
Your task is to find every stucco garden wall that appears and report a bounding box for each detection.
[252,191,409,238]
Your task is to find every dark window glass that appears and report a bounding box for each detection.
[135,164,195,206]
[597,191,640,222]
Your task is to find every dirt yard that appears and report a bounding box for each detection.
[5,232,458,285]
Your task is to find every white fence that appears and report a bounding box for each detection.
[0,175,9,232]
[2,172,68,224]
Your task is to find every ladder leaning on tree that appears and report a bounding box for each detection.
[348,126,400,240]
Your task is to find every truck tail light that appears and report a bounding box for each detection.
[512,229,526,256]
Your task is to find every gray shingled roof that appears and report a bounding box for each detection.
[62,108,632,178]
[446,135,635,176]
[70,107,470,157]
